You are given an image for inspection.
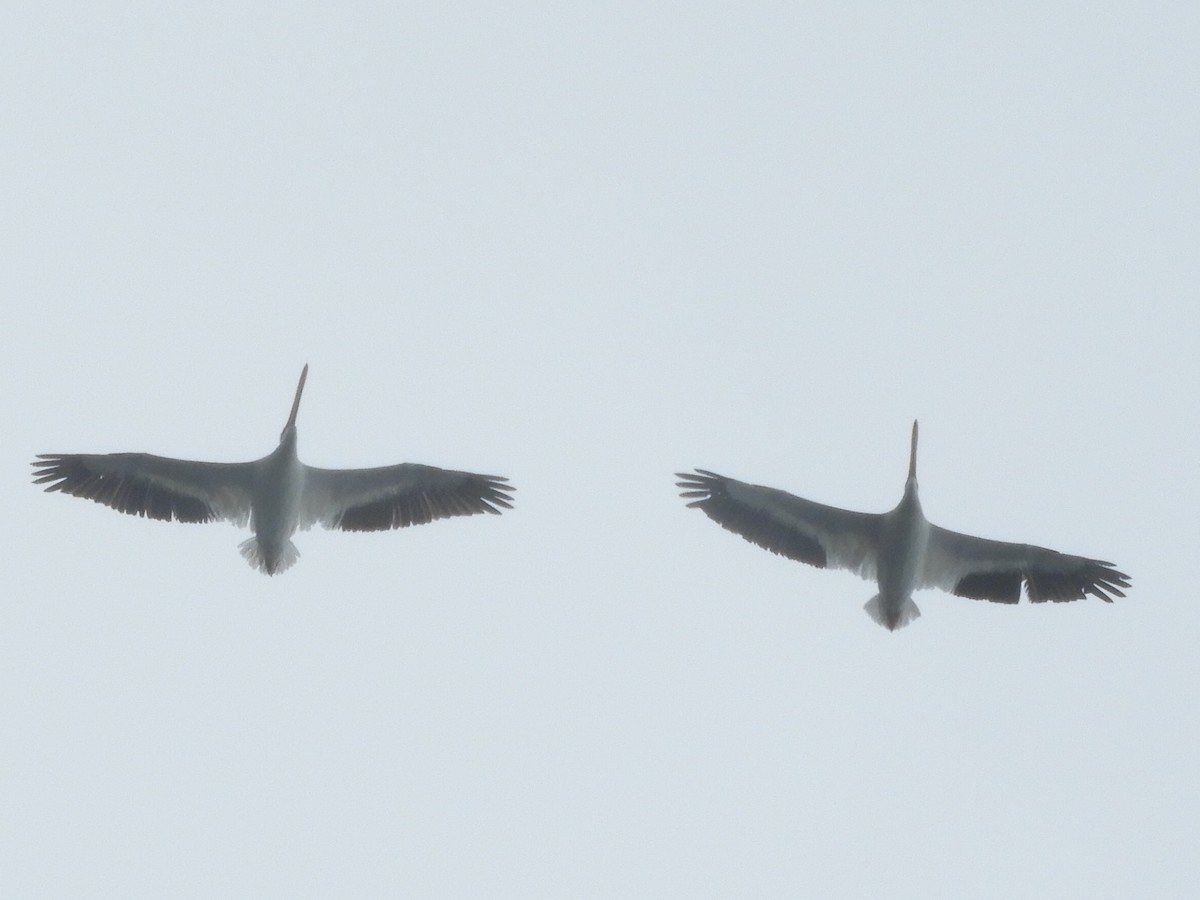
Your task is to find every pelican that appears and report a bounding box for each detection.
[32,365,514,575]
[676,422,1128,630]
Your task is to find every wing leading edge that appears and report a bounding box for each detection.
[31,453,254,526]
[921,525,1129,605]
[301,463,514,532]
[675,469,881,579]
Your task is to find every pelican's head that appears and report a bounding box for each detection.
[908,419,919,482]
[281,364,309,442]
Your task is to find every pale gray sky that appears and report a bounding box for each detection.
[4,3,1198,897]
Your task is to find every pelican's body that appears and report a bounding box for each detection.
[243,423,306,573]
[33,366,514,574]
[677,422,1128,630]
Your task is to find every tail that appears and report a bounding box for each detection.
[239,537,300,575]
[864,594,921,631]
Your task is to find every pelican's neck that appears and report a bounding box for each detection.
[280,364,308,442]
[901,420,920,511]
[908,420,919,482]
[274,424,299,460]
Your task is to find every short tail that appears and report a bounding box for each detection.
[864,594,921,631]
[238,537,299,575]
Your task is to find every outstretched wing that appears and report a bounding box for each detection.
[32,453,255,526]
[921,524,1129,604]
[676,469,882,580]
[301,463,514,532]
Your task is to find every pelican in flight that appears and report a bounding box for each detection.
[32,366,514,575]
[676,422,1128,630]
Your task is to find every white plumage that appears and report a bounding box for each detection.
[677,422,1128,630]
[33,366,514,574]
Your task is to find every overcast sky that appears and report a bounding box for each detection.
[4,3,1198,897]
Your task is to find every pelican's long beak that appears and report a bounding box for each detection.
[908,419,919,481]
[285,364,309,430]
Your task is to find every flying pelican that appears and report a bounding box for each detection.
[676,422,1128,630]
[32,365,514,575]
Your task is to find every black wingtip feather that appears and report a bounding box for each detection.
[31,454,217,523]
[955,558,1131,606]
[676,468,827,568]
[335,475,515,533]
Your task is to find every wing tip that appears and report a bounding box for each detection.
[676,469,724,499]
[329,471,516,532]
[30,455,77,491]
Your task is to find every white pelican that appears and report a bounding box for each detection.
[32,365,514,575]
[676,422,1128,630]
